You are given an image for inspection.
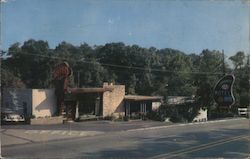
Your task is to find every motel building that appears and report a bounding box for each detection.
[1,62,207,124]
[1,83,163,123]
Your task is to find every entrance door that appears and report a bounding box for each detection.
[78,93,102,117]
[65,101,76,120]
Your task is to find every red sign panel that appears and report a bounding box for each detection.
[53,62,72,80]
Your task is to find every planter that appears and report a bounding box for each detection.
[30,116,64,125]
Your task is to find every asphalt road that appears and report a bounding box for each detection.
[2,118,250,158]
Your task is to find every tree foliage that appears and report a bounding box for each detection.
[2,39,249,121]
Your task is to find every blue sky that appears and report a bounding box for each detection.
[1,0,249,56]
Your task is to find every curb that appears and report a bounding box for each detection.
[126,117,247,132]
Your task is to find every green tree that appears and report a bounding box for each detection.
[230,52,249,109]
[229,51,245,69]
[1,68,25,88]
[3,39,53,88]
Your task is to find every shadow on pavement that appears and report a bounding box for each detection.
[81,128,249,159]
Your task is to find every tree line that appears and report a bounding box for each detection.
[1,39,249,120]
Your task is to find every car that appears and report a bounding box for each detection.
[1,112,25,123]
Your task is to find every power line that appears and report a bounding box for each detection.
[3,51,224,76]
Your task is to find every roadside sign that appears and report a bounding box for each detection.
[213,74,235,107]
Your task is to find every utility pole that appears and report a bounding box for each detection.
[77,71,80,88]
[247,54,250,117]
[222,49,225,76]
[0,0,3,130]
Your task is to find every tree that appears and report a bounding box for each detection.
[229,51,245,69]
[1,68,25,88]
[230,52,249,109]
[72,60,109,87]
[3,39,53,88]
[191,50,226,119]
[3,40,248,121]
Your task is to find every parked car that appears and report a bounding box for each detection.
[1,112,25,123]
[238,107,249,118]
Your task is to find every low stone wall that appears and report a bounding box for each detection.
[30,116,64,125]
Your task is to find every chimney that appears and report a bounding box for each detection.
[103,82,108,87]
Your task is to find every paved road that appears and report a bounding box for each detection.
[2,118,250,158]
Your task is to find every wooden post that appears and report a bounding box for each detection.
[75,100,79,120]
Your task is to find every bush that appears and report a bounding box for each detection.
[103,114,116,121]
[147,103,199,123]
[146,110,163,121]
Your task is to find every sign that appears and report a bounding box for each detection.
[53,62,72,115]
[213,74,235,106]
[53,62,72,80]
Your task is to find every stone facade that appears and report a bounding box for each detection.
[102,83,125,117]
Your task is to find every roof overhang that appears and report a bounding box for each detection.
[124,95,163,102]
[67,87,114,94]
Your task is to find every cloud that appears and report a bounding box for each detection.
[128,32,132,36]
[108,19,114,25]
[0,0,7,3]
[0,0,16,3]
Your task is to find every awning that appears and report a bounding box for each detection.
[67,87,114,94]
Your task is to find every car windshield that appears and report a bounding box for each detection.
[1,0,249,159]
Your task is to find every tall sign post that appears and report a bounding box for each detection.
[53,62,72,116]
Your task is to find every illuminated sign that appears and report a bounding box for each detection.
[213,74,235,106]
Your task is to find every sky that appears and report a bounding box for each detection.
[1,0,249,56]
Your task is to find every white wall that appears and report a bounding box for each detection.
[193,108,207,122]
[152,102,161,110]
[32,89,56,118]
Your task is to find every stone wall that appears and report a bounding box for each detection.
[102,83,125,118]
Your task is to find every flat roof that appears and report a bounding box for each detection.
[124,95,163,101]
[68,87,113,94]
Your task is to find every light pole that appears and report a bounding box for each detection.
[77,71,80,88]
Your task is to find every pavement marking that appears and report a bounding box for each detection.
[150,134,249,159]
[2,131,35,143]
[25,130,103,137]
[127,118,246,132]
[39,130,51,134]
